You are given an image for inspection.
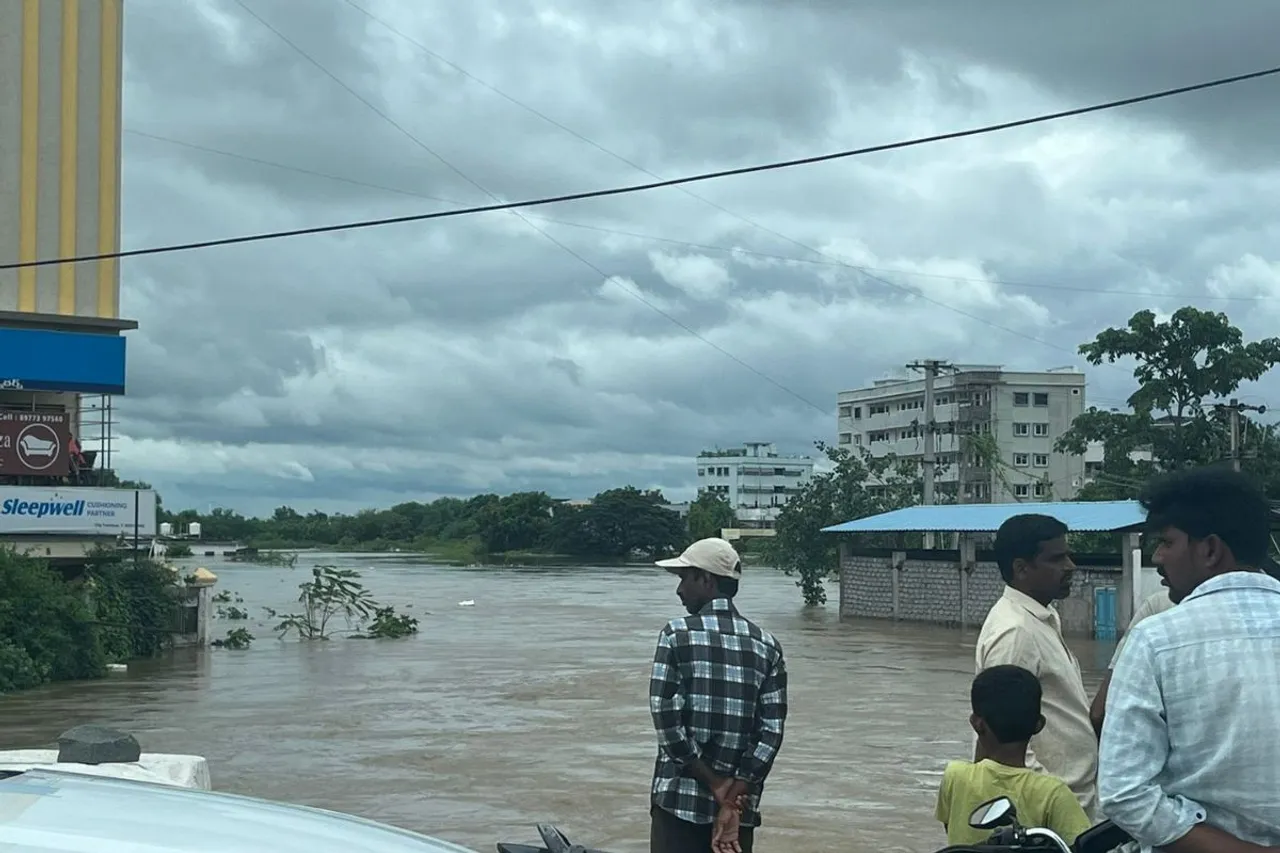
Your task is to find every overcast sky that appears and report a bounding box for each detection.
[113,0,1280,516]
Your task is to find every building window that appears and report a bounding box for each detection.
[1034,392,1049,407]
[869,404,890,416]
[937,395,950,405]
[838,433,852,445]
[1034,454,1049,468]
[1013,423,1030,436]
[838,404,852,418]
[1013,453,1029,467]
[1014,392,1030,406]
[1033,423,1049,437]
[1034,483,1048,497]
[697,468,705,476]
[1071,388,1080,396]
[1014,484,1030,498]
[852,434,861,445]
[853,406,862,418]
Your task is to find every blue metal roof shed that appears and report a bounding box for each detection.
[822,500,1147,534]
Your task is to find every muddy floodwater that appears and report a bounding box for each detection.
[1,554,1112,852]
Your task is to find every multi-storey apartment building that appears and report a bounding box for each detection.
[836,365,1087,503]
[696,442,815,528]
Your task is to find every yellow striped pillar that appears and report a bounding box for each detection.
[0,0,123,321]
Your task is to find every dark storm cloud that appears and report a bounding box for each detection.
[110,0,1280,514]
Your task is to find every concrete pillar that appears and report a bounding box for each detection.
[959,534,976,627]
[891,550,905,621]
[1119,531,1140,631]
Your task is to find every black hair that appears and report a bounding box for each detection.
[993,514,1068,583]
[1139,466,1271,567]
[972,665,1041,744]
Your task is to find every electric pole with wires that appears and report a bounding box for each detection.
[907,359,953,546]
[1213,398,1268,472]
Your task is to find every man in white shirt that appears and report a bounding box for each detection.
[976,513,1099,819]
[1088,589,1175,736]
[1100,467,1280,853]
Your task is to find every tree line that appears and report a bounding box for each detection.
[162,486,739,561]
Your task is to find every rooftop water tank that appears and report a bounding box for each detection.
[188,522,202,538]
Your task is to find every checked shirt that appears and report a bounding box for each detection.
[649,597,788,828]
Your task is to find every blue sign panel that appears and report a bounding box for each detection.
[0,328,127,394]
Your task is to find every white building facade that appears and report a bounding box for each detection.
[696,442,815,528]
[836,365,1087,504]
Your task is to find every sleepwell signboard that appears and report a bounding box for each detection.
[0,487,157,536]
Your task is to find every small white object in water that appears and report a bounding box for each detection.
[107,663,128,673]
[458,599,475,607]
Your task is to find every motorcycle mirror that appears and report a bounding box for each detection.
[536,824,573,853]
[968,796,1017,830]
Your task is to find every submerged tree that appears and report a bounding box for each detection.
[765,442,939,606]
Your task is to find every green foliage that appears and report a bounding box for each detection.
[211,628,254,650]
[165,542,194,558]
[687,492,735,540]
[363,606,419,639]
[86,551,179,662]
[276,566,377,640]
[0,549,100,692]
[1058,308,1280,497]
[765,442,941,606]
[0,548,177,693]
[544,487,685,559]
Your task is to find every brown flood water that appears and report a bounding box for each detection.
[0,554,1112,853]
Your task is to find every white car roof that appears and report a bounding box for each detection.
[0,769,480,853]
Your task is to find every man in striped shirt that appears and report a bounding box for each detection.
[649,538,788,853]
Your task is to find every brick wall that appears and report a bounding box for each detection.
[839,550,1120,637]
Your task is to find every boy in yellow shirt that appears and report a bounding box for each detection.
[936,664,1092,847]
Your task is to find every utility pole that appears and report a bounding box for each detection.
[1214,398,1268,472]
[907,359,952,547]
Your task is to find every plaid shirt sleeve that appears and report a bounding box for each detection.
[737,645,787,785]
[649,626,700,765]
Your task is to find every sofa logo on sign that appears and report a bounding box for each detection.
[0,498,87,519]
[0,411,71,476]
[15,423,62,471]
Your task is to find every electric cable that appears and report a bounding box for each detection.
[5,60,1278,270]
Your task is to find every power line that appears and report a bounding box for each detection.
[127,128,1274,305]
[116,126,1131,411]
[227,0,831,416]
[6,61,1280,271]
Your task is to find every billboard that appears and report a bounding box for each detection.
[0,410,72,476]
[0,328,127,395]
[0,487,157,537]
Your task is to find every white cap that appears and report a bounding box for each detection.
[655,537,742,580]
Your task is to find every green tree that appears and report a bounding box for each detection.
[1059,308,1280,482]
[687,492,735,540]
[549,487,685,558]
[766,442,934,606]
[474,491,553,553]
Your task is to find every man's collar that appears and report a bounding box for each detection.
[1185,570,1280,603]
[1002,586,1057,622]
[698,597,737,616]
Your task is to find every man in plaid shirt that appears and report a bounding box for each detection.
[649,537,788,853]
